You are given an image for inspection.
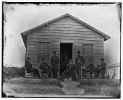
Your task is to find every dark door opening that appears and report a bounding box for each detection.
[60,43,72,75]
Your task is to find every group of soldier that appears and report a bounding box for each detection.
[25,51,106,81]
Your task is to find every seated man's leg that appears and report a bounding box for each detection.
[100,69,105,79]
[33,69,40,78]
[36,69,41,78]
[60,69,69,81]
[93,68,100,78]
[83,69,88,78]
[32,68,36,77]
[89,70,93,78]
[46,67,50,77]
[71,71,76,81]
[47,69,52,78]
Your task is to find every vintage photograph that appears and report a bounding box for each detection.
[3,2,121,98]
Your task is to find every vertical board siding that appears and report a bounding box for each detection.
[27,17,104,68]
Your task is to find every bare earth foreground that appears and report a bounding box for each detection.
[3,77,120,98]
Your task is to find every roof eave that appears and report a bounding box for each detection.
[21,33,27,48]
[21,13,111,41]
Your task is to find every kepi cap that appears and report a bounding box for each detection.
[100,58,104,60]
[77,51,80,53]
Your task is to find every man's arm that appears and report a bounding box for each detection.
[81,56,85,64]
[85,65,89,69]
[39,64,42,69]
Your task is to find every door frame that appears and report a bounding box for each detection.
[59,42,73,76]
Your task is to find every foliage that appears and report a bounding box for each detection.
[3,66,25,82]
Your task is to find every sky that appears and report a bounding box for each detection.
[4,3,120,67]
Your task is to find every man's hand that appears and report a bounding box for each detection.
[97,64,100,67]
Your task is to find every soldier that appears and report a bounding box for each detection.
[75,51,85,79]
[59,59,76,81]
[60,56,67,75]
[93,58,106,79]
[25,57,40,78]
[51,51,59,78]
[25,57,33,75]
[83,59,94,78]
[39,58,52,78]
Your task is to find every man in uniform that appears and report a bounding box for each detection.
[39,58,52,78]
[51,51,59,78]
[93,58,106,79]
[75,51,85,79]
[59,59,76,81]
[83,59,94,78]
[25,57,33,76]
[25,57,40,78]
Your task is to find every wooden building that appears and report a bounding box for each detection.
[21,13,111,72]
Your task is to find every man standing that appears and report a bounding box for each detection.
[39,58,52,78]
[51,51,59,78]
[83,59,94,78]
[75,51,85,79]
[59,59,76,81]
[93,58,106,79]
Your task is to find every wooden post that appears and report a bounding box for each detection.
[24,50,27,78]
[58,65,60,77]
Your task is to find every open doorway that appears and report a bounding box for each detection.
[60,43,72,75]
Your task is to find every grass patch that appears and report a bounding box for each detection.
[8,78,63,87]
[3,67,25,82]
[78,79,120,98]
[12,87,65,95]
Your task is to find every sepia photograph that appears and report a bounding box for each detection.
[2,2,121,98]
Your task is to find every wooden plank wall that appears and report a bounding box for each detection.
[27,17,104,68]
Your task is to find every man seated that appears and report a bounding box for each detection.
[25,57,40,78]
[25,57,34,77]
[93,58,106,79]
[83,59,94,78]
[60,56,67,75]
[25,57,33,74]
[59,59,76,81]
[39,58,52,78]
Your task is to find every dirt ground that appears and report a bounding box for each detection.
[2,77,120,98]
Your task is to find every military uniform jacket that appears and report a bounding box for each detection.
[75,55,85,65]
[100,62,106,69]
[25,61,32,69]
[68,64,75,71]
[39,62,50,71]
[86,63,94,70]
[51,56,59,66]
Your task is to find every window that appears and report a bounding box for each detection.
[82,44,93,55]
[82,44,94,66]
[38,42,50,63]
[38,42,50,53]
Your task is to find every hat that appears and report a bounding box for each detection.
[53,51,56,53]
[100,58,104,60]
[89,59,92,61]
[77,51,80,53]
[26,57,30,59]
[42,58,45,60]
